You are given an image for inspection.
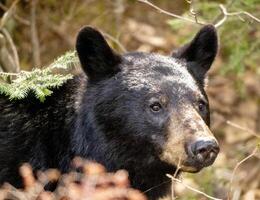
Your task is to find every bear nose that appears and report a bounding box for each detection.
[191,140,219,166]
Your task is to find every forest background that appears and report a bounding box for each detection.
[0,0,259,199]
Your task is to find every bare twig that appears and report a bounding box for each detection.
[228,147,259,199]
[170,157,182,200]
[257,100,260,133]
[30,0,41,67]
[137,0,260,29]
[142,157,182,199]
[187,0,199,24]
[170,178,175,200]
[226,120,260,139]
[0,0,21,72]
[113,0,125,30]
[42,19,74,47]
[215,4,260,28]
[0,33,18,73]
[101,31,127,53]
[0,2,30,26]
[0,28,20,72]
[212,0,236,24]
[64,1,79,21]
[166,174,223,200]
[142,180,170,194]
[137,0,206,25]
[0,0,20,28]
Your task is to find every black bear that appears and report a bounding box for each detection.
[0,25,219,200]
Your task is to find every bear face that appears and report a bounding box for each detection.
[76,25,219,174]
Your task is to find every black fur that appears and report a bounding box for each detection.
[0,25,218,200]
[76,27,121,81]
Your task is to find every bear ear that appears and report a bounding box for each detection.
[76,26,122,81]
[172,25,218,84]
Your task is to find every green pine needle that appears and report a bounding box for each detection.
[0,51,78,102]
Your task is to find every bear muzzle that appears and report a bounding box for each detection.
[184,139,219,171]
[160,110,219,173]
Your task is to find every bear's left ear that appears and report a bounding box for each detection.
[76,26,122,81]
[172,25,218,84]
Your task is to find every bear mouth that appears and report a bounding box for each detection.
[180,157,215,173]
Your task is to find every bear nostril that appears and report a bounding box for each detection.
[197,146,209,154]
[191,140,219,164]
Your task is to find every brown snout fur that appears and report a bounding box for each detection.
[159,108,218,172]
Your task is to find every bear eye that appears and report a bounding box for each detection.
[198,100,206,112]
[150,102,162,112]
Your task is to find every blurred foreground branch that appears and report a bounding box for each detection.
[0,159,147,200]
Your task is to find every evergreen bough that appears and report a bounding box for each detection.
[0,51,79,102]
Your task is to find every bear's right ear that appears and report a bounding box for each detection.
[172,25,218,85]
[76,26,122,81]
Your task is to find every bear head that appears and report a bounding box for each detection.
[75,25,219,174]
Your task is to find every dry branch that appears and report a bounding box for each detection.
[166,174,223,200]
[0,0,20,72]
[226,120,260,139]
[102,31,127,53]
[186,0,199,24]
[0,3,30,26]
[228,147,259,199]
[170,157,182,200]
[0,0,20,28]
[0,33,18,73]
[137,0,260,28]
[0,29,20,72]
[138,0,205,26]
[142,181,170,195]
[215,4,260,28]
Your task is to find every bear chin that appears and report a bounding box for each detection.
[180,165,202,173]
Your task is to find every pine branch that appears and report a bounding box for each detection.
[0,51,78,102]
